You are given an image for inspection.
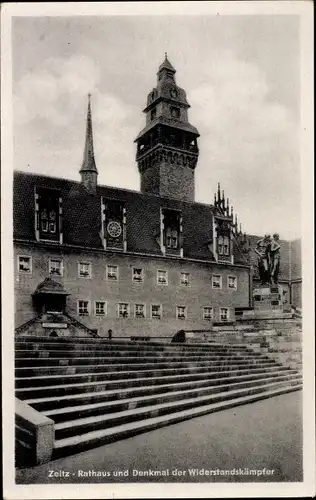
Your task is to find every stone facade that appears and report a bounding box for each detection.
[14,243,250,337]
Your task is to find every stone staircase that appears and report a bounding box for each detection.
[15,336,302,462]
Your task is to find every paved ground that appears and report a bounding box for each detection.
[16,391,302,484]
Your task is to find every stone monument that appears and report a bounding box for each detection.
[253,233,287,317]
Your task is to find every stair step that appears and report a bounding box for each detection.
[15,366,292,389]
[15,360,279,377]
[14,349,268,359]
[16,364,294,398]
[15,355,277,368]
[54,377,302,439]
[15,365,292,388]
[24,369,300,411]
[53,383,302,457]
[46,373,302,424]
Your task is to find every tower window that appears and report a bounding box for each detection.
[218,235,230,256]
[170,107,180,119]
[150,108,157,121]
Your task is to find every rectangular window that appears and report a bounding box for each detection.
[49,258,63,277]
[218,235,224,255]
[135,304,146,318]
[228,276,237,290]
[107,265,118,281]
[212,274,222,289]
[163,209,181,254]
[132,267,144,283]
[203,307,213,321]
[118,302,129,318]
[176,306,187,320]
[151,304,162,319]
[78,262,91,278]
[95,301,106,316]
[18,256,32,274]
[37,187,61,242]
[220,308,229,321]
[180,272,190,286]
[78,300,90,316]
[157,270,168,285]
[224,236,230,255]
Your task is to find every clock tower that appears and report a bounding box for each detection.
[135,55,200,202]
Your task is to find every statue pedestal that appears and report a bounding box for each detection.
[252,285,285,318]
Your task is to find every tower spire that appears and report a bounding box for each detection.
[80,94,98,193]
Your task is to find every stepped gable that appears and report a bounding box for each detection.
[14,170,246,264]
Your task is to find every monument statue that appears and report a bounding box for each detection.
[254,233,281,286]
[270,233,281,285]
[254,234,272,285]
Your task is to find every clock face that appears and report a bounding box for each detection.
[107,221,122,238]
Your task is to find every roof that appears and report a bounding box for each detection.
[135,115,200,141]
[13,171,248,266]
[158,55,176,73]
[33,277,69,295]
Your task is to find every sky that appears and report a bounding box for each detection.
[12,14,301,240]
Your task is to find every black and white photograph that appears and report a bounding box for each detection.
[2,2,315,499]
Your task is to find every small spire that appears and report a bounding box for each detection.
[80,94,98,175]
[217,182,221,201]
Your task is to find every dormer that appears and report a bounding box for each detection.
[35,187,63,244]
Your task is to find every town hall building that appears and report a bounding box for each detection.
[13,55,301,338]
